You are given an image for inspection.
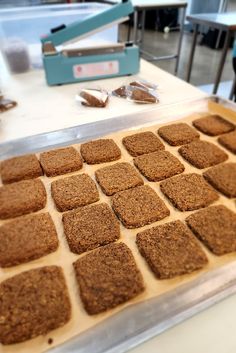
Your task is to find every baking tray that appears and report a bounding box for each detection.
[0,95,236,353]
[1,95,235,160]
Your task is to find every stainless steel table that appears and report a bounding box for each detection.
[186,12,236,94]
[132,0,187,75]
[96,0,187,75]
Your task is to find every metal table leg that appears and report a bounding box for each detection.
[213,29,231,94]
[229,76,236,101]
[140,9,146,46]
[186,23,199,82]
[127,15,132,42]
[133,9,138,44]
[174,6,186,75]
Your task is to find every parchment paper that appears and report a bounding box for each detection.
[0,100,236,353]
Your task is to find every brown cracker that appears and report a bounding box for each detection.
[62,203,120,254]
[73,242,144,315]
[0,154,43,184]
[186,205,236,256]
[0,266,71,345]
[160,173,219,211]
[39,147,83,177]
[218,130,236,154]
[136,220,208,279]
[122,131,164,157]
[0,213,58,267]
[203,163,236,198]
[95,162,144,196]
[158,123,200,146]
[178,140,228,169]
[134,151,185,182]
[112,185,169,228]
[51,174,99,212]
[0,179,46,220]
[193,114,235,136]
[80,139,121,164]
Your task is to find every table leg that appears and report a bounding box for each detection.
[133,10,138,44]
[229,76,236,101]
[174,6,186,75]
[127,15,132,42]
[140,10,146,46]
[186,23,199,83]
[213,30,231,94]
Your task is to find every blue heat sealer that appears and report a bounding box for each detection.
[41,0,139,86]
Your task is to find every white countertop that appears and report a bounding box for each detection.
[2,57,236,353]
[0,58,205,143]
[131,293,236,353]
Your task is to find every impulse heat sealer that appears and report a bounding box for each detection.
[41,0,139,86]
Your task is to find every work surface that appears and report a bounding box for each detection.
[0,59,205,143]
[1,58,236,353]
[187,12,236,30]
[101,0,187,8]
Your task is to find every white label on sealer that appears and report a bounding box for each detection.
[73,61,119,79]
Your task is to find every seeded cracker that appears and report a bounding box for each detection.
[0,179,46,220]
[179,140,228,169]
[80,139,121,164]
[0,213,58,267]
[218,130,236,154]
[158,123,200,146]
[73,242,144,315]
[0,154,43,184]
[112,185,169,228]
[122,131,164,157]
[95,162,144,196]
[134,151,185,181]
[203,163,236,198]
[193,114,235,136]
[0,266,71,345]
[40,147,83,177]
[136,220,208,279]
[186,205,236,255]
[160,173,219,211]
[51,174,99,212]
[63,203,120,254]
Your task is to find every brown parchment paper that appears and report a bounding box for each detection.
[0,100,236,353]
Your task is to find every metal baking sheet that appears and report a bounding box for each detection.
[0,95,236,353]
[1,95,235,160]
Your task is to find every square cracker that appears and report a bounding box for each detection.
[122,131,164,157]
[0,154,43,184]
[0,266,71,345]
[218,131,236,154]
[186,205,236,256]
[73,242,144,315]
[112,185,169,228]
[203,163,236,198]
[95,162,143,196]
[134,151,184,182]
[178,140,228,169]
[62,203,120,254]
[160,173,219,211]
[158,123,200,146]
[136,220,208,279]
[0,213,58,267]
[51,174,99,212]
[0,179,46,220]
[193,114,235,136]
[80,139,121,164]
[39,147,83,177]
